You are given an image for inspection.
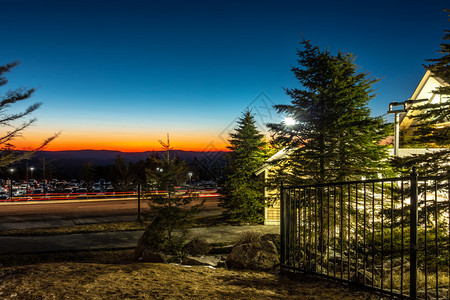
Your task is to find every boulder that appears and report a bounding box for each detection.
[209,245,234,254]
[226,240,279,270]
[261,234,280,251]
[183,238,212,256]
[261,233,280,244]
[181,255,223,267]
[350,269,375,286]
[141,248,166,263]
[134,217,168,260]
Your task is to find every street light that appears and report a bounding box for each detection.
[30,167,34,179]
[188,172,193,187]
[8,168,14,199]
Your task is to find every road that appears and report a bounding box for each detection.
[0,197,221,224]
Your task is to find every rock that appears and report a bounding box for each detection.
[134,245,147,260]
[350,269,374,286]
[184,238,212,256]
[134,217,168,260]
[261,233,280,244]
[226,240,279,270]
[302,261,320,273]
[216,260,227,268]
[141,248,166,263]
[261,234,280,251]
[233,232,263,246]
[182,255,223,267]
[209,245,234,254]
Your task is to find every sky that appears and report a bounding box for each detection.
[1,0,448,152]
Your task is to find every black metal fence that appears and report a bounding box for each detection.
[280,171,449,299]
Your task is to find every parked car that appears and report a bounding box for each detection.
[0,187,8,199]
[93,187,103,194]
[63,188,73,194]
[31,189,44,195]
[12,189,26,197]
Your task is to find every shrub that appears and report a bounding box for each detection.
[183,237,212,256]
[233,232,263,246]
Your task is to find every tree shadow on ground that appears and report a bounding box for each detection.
[216,271,378,299]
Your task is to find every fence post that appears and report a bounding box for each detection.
[137,184,142,222]
[448,171,450,300]
[410,167,418,300]
[280,182,286,266]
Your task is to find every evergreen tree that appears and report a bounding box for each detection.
[0,61,58,167]
[114,155,133,191]
[144,152,203,252]
[393,10,449,176]
[81,162,95,182]
[268,40,390,185]
[220,110,271,223]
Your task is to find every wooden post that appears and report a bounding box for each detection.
[137,184,142,222]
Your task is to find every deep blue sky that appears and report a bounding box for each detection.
[1,0,448,151]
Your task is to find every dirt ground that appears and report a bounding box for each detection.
[0,250,377,300]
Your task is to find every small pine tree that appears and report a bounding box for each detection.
[144,152,203,253]
[268,39,391,186]
[220,110,271,223]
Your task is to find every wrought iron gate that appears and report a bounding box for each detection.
[280,170,450,299]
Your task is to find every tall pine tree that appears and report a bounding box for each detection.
[268,40,390,185]
[220,110,271,223]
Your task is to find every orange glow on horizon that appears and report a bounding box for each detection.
[13,132,230,153]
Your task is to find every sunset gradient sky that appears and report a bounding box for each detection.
[1,0,448,152]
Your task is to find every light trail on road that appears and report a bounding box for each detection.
[0,189,220,204]
[0,196,222,223]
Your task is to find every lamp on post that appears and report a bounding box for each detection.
[387,99,428,157]
[188,172,193,187]
[27,167,34,195]
[8,168,14,199]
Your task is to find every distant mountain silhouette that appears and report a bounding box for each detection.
[14,150,226,179]
[35,149,225,164]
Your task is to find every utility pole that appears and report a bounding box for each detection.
[42,158,46,193]
[26,161,29,194]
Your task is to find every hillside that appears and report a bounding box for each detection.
[11,150,226,180]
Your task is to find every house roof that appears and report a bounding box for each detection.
[400,70,449,129]
[254,147,291,176]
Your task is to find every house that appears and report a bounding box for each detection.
[400,70,449,132]
[254,148,290,225]
[257,70,449,225]
[389,70,449,157]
